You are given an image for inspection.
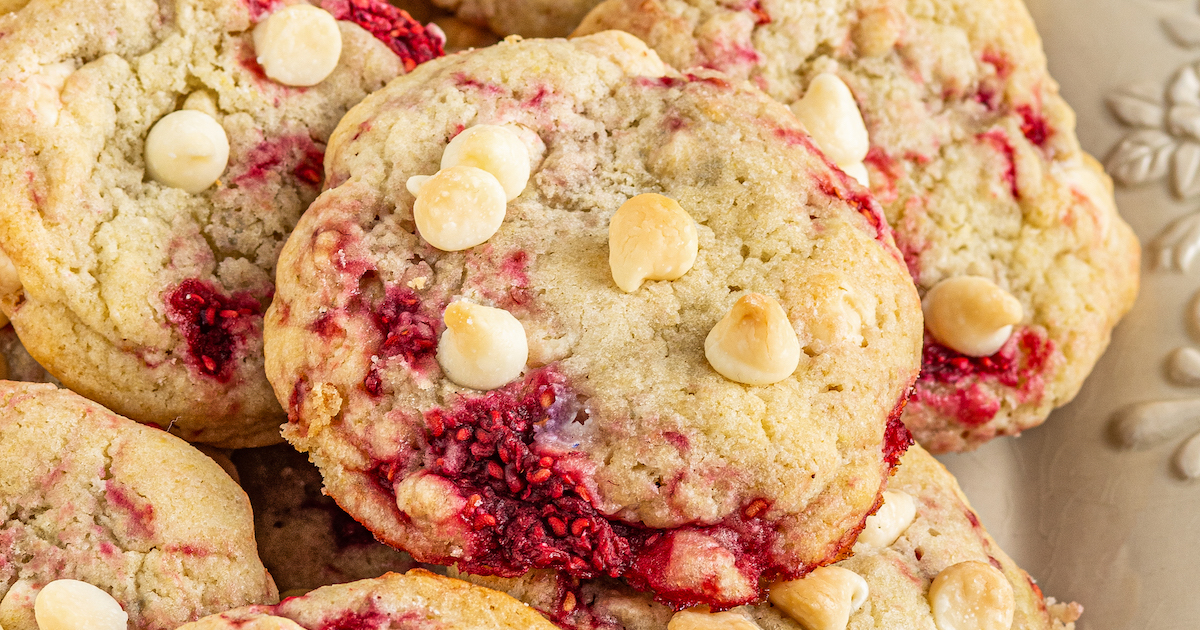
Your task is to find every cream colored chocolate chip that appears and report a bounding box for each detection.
[667,608,761,630]
[923,276,1023,357]
[441,125,531,201]
[144,110,230,194]
[0,247,21,328]
[394,472,466,523]
[791,73,870,169]
[769,566,869,630]
[253,4,343,87]
[705,293,801,386]
[853,7,903,58]
[182,90,218,118]
[413,165,507,251]
[842,161,870,188]
[31,62,75,126]
[406,175,431,196]
[34,580,128,630]
[854,490,917,550]
[437,301,528,390]
[927,561,1015,630]
[608,193,698,292]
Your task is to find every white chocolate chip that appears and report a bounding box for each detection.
[705,293,801,386]
[406,175,432,196]
[608,193,699,292]
[253,4,343,87]
[437,301,528,390]
[144,109,230,194]
[769,567,869,630]
[854,490,917,550]
[927,561,1015,630]
[923,276,1023,357]
[394,471,467,523]
[441,125,531,201]
[182,90,219,119]
[0,247,21,328]
[413,166,508,251]
[791,73,870,169]
[842,161,870,188]
[34,580,128,630]
[30,62,75,126]
[667,608,761,630]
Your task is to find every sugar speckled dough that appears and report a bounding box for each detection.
[0,0,442,448]
[232,444,417,595]
[455,444,1083,630]
[0,381,277,630]
[575,0,1140,452]
[265,33,923,609]
[177,569,560,630]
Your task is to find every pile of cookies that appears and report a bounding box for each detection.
[0,0,1138,629]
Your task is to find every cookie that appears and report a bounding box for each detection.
[0,0,443,448]
[264,32,923,609]
[574,0,1140,452]
[455,444,1083,630]
[177,569,560,630]
[0,325,53,384]
[231,444,417,595]
[427,0,600,37]
[0,381,277,630]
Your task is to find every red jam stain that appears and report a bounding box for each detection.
[163,544,211,557]
[1017,104,1051,147]
[244,0,282,21]
[230,135,326,189]
[362,286,439,395]
[321,0,444,72]
[312,608,390,630]
[883,401,914,468]
[743,0,771,24]
[105,481,155,539]
[635,74,732,90]
[863,146,901,205]
[165,280,261,382]
[965,510,981,529]
[981,50,1013,79]
[815,176,892,246]
[979,129,1019,199]
[916,328,1054,426]
[453,74,505,96]
[369,368,782,610]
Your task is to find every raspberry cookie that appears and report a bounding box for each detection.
[575,0,1140,452]
[0,381,277,630]
[265,33,923,609]
[0,0,442,447]
[231,444,417,595]
[456,444,1083,630]
[177,570,559,630]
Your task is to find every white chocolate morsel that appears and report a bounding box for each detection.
[413,166,508,251]
[406,175,431,196]
[791,73,870,169]
[34,580,128,630]
[923,276,1024,357]
[441,125,532,201]
[769,566,869,630]
[842,160,870,188]
[927,561,1015,630]
[144,109,230,194]
[253,4,343,87]
[608,193,699,292]
[437,301,528,390]
[0,247,20,328]
[182,90,219,118]
[705,293,801,386]
[667,608,762,630]
[854,490,917,550]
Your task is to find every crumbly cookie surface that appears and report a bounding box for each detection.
[265,33,923,608]
[575,0,1140,452]
[232,444,417,595]
[0,381,278,630]
[177,569,560,630]
[0,0,441,447]
[456,444,1083,630]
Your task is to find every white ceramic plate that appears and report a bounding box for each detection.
[939,1,1200,627]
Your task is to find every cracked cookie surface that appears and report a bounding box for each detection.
[0,0,441,447]
[177,569,560,630]
[264,33,923,609]
[455,445,1083,630]
[575,0,1141,452]
[0,381,277,630]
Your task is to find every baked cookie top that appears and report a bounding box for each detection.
[231,444,417,596]
[265,32,923,609]
[0,0,442,448]
[177,569,560,630]
[575,0,1141,452]
[0,381,277,630]
[455,444,1083,630]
